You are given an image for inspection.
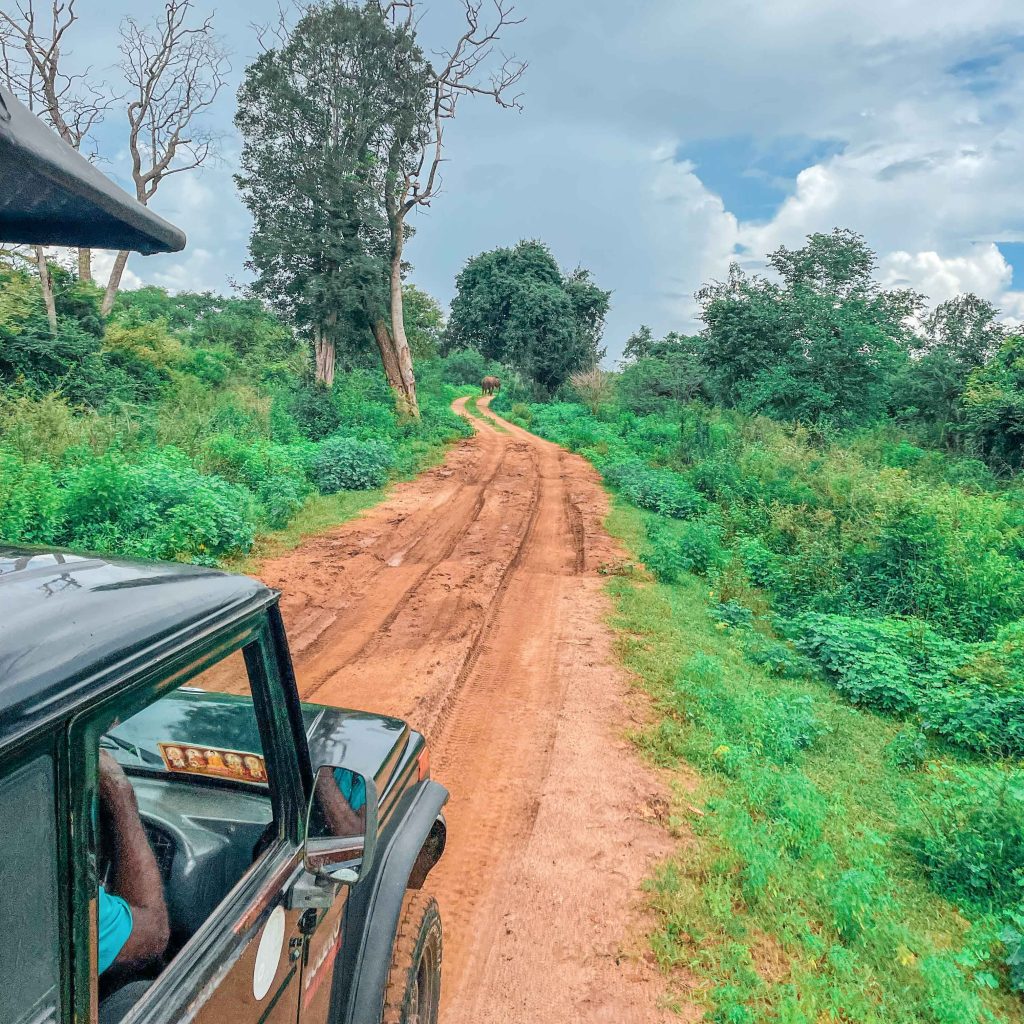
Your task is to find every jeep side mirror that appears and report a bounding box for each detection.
[303,765,378,885]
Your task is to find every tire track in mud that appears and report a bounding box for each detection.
[253,396,689,1023]
[301,439,516,700]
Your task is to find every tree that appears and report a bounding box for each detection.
[100,0,228,315]
[371,0,526,416]
[236,2,431,395]
[895,294,1007,436]
[445,240,610,392]
[617,327,707,415]
[0,0,111,319]
[698,230,919,425]
[961,335,1024,472]
[569,366,614,415]
[401,284,444,359]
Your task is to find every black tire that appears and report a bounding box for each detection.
[382,892,442,1024]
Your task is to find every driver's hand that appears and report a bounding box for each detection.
[99,749,134,807]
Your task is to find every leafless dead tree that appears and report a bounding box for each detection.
[0,0,112,322]
[373,0,525,417]
[99,0,229,315]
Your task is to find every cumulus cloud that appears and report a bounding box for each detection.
[54,0,1024,354]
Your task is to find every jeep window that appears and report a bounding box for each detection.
[95,644,281,1001]
[0,753,62,1024]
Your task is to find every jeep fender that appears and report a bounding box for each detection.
[335,779,448,1024]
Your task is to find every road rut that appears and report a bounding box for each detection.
[254,397,680,1022]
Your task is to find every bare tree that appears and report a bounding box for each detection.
[0,0,112,327]
[99,0,229,316]
[373,0,526,417]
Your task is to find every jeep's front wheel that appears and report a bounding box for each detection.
[382,892,442,1024]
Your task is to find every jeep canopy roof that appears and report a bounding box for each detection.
[0,85,186,254]
[0,548,276,749]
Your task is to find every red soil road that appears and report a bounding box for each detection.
[253,397,685,1022]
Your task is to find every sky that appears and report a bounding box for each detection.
[44,0,1024,363]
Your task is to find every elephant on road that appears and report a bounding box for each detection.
[481,375,501,396]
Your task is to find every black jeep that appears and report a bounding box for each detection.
[0,86,447,1024]
[0,548,447,1024]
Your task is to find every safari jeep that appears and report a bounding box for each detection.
[0,548,448,1024]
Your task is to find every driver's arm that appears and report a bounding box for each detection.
[99,751,170,967]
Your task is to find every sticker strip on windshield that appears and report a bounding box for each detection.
[158,742,267,783]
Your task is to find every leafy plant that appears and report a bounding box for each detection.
[311,435,395,493]
[908,767,1024,910]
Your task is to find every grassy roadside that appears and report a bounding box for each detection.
[602,499,1022,1024]
[225,402,468,573]
[465,393,510,432]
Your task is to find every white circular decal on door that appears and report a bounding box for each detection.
[253,906,286,1001]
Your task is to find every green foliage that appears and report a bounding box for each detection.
[0,448,62,541]
[311,435,395,493]
[441,348,493,386]
[884,727,929,771]
[908,767,1024,910]
[53,450,256,564]
[235,3,431,364]
[961,334,1024,473]
[0,258,466,565]
[604,513,1021,1019]
[1001,911,1024,993]
[643,515,728,583]
[445,240,610,392]
[402,284,445,360]
[604,460,707,518]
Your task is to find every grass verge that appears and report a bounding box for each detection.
[603,498,1023,1024]
[465,393,510,432]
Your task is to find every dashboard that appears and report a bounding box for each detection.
[126,774,274,946]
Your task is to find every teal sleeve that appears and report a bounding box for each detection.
[333,768,366,811]
[98,886,134,974]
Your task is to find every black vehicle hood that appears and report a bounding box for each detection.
[108,690,409,788]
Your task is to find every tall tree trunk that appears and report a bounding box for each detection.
[34,246,57,334]
[314,325,336,386]
[101,250,131,316]
[387,228,419,420]
[78,247,93,283]
[373,318,405,398]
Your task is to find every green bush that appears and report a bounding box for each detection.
[605,460,707,518]
[287,382,342,440]
[57,450,256,563]
[884,726,928,770]
[643,515,727,583]
[1000,910,1024,993]
[0,448,63,542]
[257,474,306,529]
[311,435,395,493]
[792,613,952,715]
[441,348,490,386]
[908,767,1024,910]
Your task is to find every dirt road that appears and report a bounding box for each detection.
[255,397,681,1022]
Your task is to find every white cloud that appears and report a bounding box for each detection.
[48,0,1024,355]
[880,246,1012,305]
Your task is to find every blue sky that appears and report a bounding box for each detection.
[31,0,1024,361]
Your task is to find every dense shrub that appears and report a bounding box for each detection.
[793,614,929,714]
[604,460,706,518]
[643,515,727,583]
[908,767,1024,910]
[441,348,490,385]
[287,382,343,440]
[0,448,63,541]
[311,435,395,493]
[257,475,306,529]
[56,451,256,563]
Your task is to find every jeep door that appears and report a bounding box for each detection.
[69,620,312,1024]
